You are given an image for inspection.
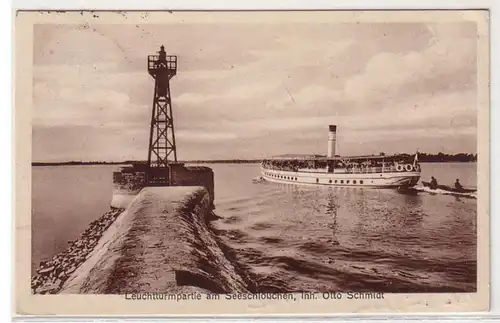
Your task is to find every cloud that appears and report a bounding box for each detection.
[32,124,147,162]
[34,26,133,66]
[344,25,476,108]
[176,130,239,142]
[32,22,479,161]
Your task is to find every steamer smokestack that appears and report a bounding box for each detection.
[327,125,337,158]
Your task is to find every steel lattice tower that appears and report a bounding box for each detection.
[146,45,178,185]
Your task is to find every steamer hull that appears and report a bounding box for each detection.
[261,167,420,188]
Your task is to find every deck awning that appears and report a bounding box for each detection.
[265,154,414,162]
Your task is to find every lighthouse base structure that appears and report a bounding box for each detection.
[112,164,215,209]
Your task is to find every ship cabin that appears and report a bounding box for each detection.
[261,153,420,174]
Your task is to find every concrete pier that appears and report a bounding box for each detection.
[57,186,247,294]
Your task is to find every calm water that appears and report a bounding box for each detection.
[32,163,477,292]
[31,165,118,275]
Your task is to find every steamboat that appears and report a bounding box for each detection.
[260,125,421,188]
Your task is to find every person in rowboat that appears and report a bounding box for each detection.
[430,176,438,189]
[455,179,463,190]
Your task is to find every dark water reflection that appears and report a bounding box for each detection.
[31,163,477,292]
[210,163,477,293]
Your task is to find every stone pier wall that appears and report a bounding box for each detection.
[112,167,146,191]
[111,164,215,208]
[170,165,215,206]
[58,186,247,294]
[111,167,147,209]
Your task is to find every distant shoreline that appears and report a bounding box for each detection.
[32,160,477,167]
[31,160,263,166]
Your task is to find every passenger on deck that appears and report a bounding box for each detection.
[430,176,438,189]
[455,179,463,190]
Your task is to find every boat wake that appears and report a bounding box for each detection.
[413,186,477,199]
[252,176,266,184]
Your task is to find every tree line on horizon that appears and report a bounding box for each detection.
[32,152,477,166]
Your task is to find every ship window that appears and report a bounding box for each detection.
[295,177,297,180]
[360,180,364,184]
[335,180,337,183]
[316,178,319,183]
[340,180,344,184]
[329,179,332,184]
[347,180,350,184]
[353,180,357,184]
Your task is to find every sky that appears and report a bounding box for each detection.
[32,21,478,162]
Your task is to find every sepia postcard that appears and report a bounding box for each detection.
[14,10,489,317]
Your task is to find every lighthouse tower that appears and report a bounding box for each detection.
[146,45,178,185]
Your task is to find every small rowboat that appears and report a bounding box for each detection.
[252,176,266,184]
[421,181,476,194]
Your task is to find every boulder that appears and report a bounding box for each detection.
[37,283,60,294]
[37,266,55,275]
